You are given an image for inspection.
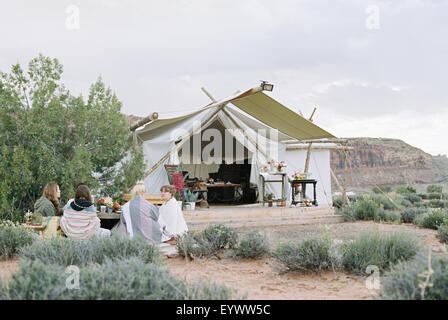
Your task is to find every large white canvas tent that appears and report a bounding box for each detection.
[133,85,336,206]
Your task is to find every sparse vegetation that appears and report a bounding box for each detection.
[234,230,270,259]
[341,231,420,274]
[0,224,35,260]
[0,257,241,300]
[380,251,448,300]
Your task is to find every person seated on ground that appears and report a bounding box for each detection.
[34,182,63,217]
[159,184,188,244]
[60,184,111,239]
[118,180,171,243]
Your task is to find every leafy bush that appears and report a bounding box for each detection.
[176,224,239,259]
[427,185,443,194]
[377,209,401,223]
[19,235,162,266]
[404,194,422,204]
[332,197,343,209]
[428,193,443,200]
[337,203,357,222]
[0,257,241,300]
[395,186,417,195]
[354,199,379,221]
[400,199,413,208]
[418,193,429,200]
[400,207,428,223]
[436,222,448,244]
[201,224,239,250]
[380,251,448,300]
[176,232,216,258]
[415,210,448,230]
[341,231,420,274]
[428,199,447,208]
[273,238,333,272]
[0,224,35,260]
[372,186,392,194]
[234,230,270,259]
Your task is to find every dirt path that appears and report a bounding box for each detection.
[165,256,375,300]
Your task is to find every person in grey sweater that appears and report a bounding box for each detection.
[34,182,63,216]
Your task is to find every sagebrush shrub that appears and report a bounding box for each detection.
[201,224,239,250]
[342,231,420,274]
[427,185,443,194]
[436,222,448,244]
[404,194,422,204]
[0,225,35,260]
[400,207,428,224]
[428,200,446,209]
[19,235,162,266]
[380,251,448,300]
[234,230,270,259]
[0,257,241,300]
[415,210,448,230]
[273,238,332,272]
[395,186,416,195]
[355,199,379,221]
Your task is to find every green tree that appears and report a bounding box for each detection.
[0,54,145,221]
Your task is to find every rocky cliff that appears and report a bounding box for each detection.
[331,138,448,188]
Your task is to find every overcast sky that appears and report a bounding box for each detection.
[1,0,447,156]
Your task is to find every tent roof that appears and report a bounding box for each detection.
[231,92,335,140]
[135,87,335,141]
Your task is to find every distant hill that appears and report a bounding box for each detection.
[331,137,448,188]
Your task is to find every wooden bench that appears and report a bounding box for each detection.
[123,193,165,205]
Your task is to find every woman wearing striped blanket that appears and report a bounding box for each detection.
[118,181,171,243]
[60,184,111,239]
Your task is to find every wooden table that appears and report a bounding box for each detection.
[195,183,243,207]
[290,179,318,206]
[97,212,121,229]
[259,172,288,206]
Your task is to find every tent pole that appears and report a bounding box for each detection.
[201,87,269,160]
[303,107,317,173]
[221,108,269,160]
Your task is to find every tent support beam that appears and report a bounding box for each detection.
[303,108,317,174]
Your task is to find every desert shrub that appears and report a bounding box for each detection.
[272,238,332,272]
[395,186,416,195]
[436,222,448,244]
[377,209,402,223]
[201,224,239,250]
[354,199,379,221]
[19,235,162,266]
[415,209,448,230]
[368,194,397,210]
[176,231,216,258]
[342,231,420,274]
[427,185,443,194]
[332,197,343,209]
[372,186,392,194]
[428,193,443,200]
[400,199,413,208]
[418,193,429,200]
[0,224,35,260]
[0,257,240,300]
[380,251,448,300]
[404,194,422,204]
[234,230,270,259]
[337,203,357,222]
[427,199,447,208]
[400,207,428,224]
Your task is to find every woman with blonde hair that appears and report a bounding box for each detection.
[118,180,170,243]
[34,182,62,216]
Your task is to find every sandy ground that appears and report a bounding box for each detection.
[0,221,442,300]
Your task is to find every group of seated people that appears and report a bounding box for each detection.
[33,181,188,245]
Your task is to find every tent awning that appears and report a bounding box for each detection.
[231,92,335,140]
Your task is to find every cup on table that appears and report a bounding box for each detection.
[100,205,106,213]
